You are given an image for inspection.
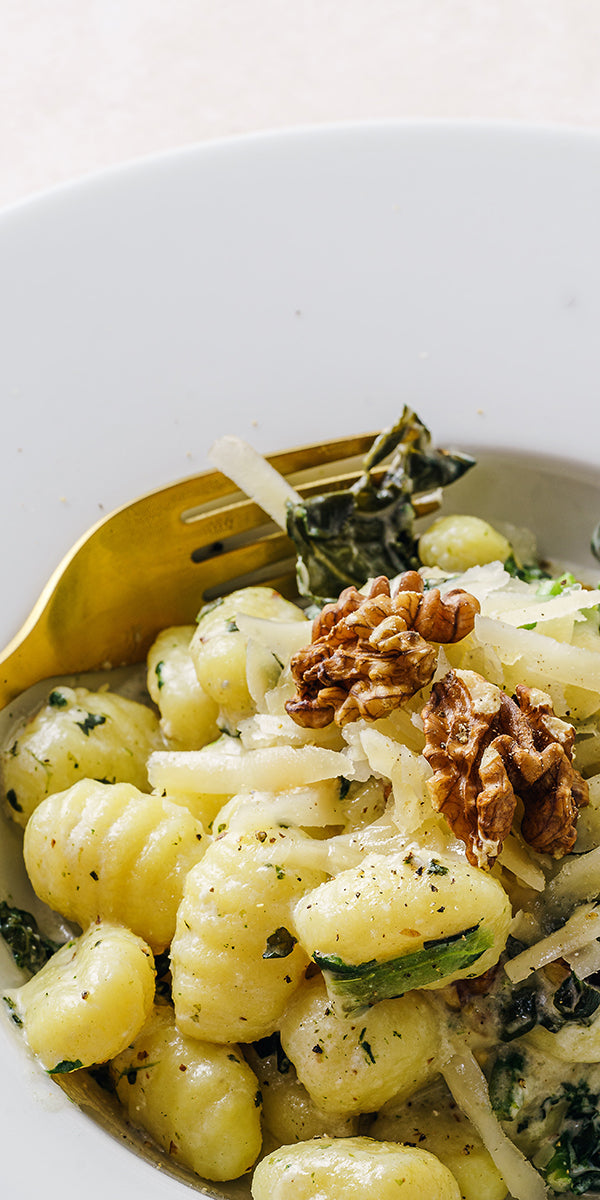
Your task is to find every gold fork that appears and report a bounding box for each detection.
[0,435,375,707]
[0,431,444,709]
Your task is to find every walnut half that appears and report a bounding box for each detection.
[285,573,480,729]
[422,668,589,869]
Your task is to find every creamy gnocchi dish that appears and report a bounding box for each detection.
[2,421,600,1200]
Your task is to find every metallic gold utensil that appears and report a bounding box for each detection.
[0,431,443,709]
[0,435,377,707]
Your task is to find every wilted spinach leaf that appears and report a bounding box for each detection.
[0,900,61,975]
[286,406,475,604]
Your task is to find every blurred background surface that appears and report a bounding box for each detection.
[3,0,600,208]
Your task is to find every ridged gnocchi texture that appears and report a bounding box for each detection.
[293,847,511,994]
[251,1136,461,1200]
[245,1043,359,1145]
[171,827,326,1043]
[190,587,306,732]
[278,975,441,1115]
[4,922,154,1072]
[2,685,160,827]
[112,1005,262,1182]
[371,1081,507,1200]
[418,514,511,573]
[24,779,206,951]
[146,625,220,749]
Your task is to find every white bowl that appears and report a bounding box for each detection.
[1,120,600,1199]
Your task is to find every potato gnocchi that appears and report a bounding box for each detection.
[4,519,600,1200]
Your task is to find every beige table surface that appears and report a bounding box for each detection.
[3,0,600,209]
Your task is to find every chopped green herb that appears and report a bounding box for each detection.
[426,859,449,876]
[75,713,107,736]
[358,1027,376,1064]
[263,927,297,960]
[155,661,166,690]
[48,690,68,708]
[225,619,239,632]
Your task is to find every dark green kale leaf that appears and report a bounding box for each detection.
[0,900,61,975]
[553,973,600,1025]
[489,1048,527,1120]
[544,1083,600,1195]
[504,554,551,584]
[285,407,475,604]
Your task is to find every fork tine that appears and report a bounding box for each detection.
[0,435,377,704]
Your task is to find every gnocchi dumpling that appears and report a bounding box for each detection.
[293,847,511,1010]
[2,685,160,826]
[3,921,154,1072]
[418,514,511,573]
[278,974,441,1115]
[171,827,326,1042]
[146,625,219,749]
[24,779,207,951]
[112,1004,262,1181]
[245,1041,359,1145]
[190,586,306,731]
[251,1136,461,1200]
[371,1080,507,1200]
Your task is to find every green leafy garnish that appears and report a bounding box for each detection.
[426,859,449,876]
[155,661,166,690]
[489,1048,526,1120]
[48,690,68,708]
[537,571,580,598]
[504,554,550,583]
[313,923,492,1012]
[0,900,61,975]
[285,407,475,604]
[543,1083,600,1195]
[48,1059,84,1075]
[262,926,297,959]
[75,713,107,736]
[552,972,600,1025]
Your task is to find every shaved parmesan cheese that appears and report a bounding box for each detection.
[497,835,546,892]
[564,938,600,979]
[148,744,349,795]
[485,587,600,630]
[475,614,600,692]
[208,435,301,528]
[358,727,434,835]
[442,1046,548,1200]
[505,903,600,984]
[235,613,309,664]
[544,844,600,914]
